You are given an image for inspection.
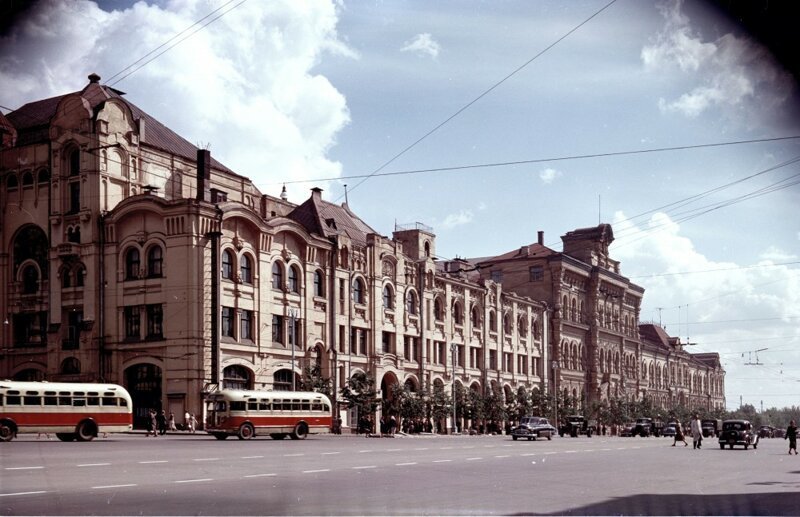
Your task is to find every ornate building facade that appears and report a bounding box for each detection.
[1,75,554,428]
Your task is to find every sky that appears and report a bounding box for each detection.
[1,0,799,412]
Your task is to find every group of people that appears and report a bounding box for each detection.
[670,415,704,448]
[145,409,196,436]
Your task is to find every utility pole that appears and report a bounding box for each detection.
[743,348,767,365]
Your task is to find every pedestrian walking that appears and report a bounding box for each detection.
[184,411,191,431]
[690,415,703,449]
[672,422,688,447]
[786,420,798,455]
[168,412,177,432]
[157,410,167,435]
[188,413,197,433]
[147,409,158,437]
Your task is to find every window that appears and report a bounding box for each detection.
[452,302,462,325]
[529,266,543,282]
[241,310,253,341]
[272,314,284,343]
[21,264,39,294]
[68,148,80,176]
[62,268,72,288]
[75,266,85,287]
[221,307,235,338]
[272,262,283,289]
[147,246,163,278]
[124,306,140,339]
[61,357,81,375]
[221,249,233,280]
[240,254,252,284]
[288,265,300,293]
[22,171,33,186]
[68,181,80,214]
[146,304,163,339]
[434,298,444,321]
[471,306,481,328]
[7,174,18,190]
[489,311,497,332]
[353,278,364,304]
[125,248,140,280]
[406,291,417,315]
[38,169,50,184]
[383,285,394,310]
[313,270,324,297]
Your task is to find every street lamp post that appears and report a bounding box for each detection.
[451,343,458,434]
[289,308,299,391]
[552,360,559,430]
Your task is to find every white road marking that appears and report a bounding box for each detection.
[440,446,453,450]
[175,479,213,484]
[92,484,137,489]
[461,446,475,450]
[433,459,452,463]
[544,452,558,455]
[302,469,330,474]
[284,453,304,457]
[5,466,44,471]
[78,463,111,467]
[358,450,373,453]
[321,452,341,455]
[352,465,376,470]
[521,453,537,457]
[387,448,402,452]
[414,448,429,451]
[241,455,264,459]
[0,491,47,497]
[466,457,482,461]
[396,462,417,466]
[243,473,276,478]
[139,460,168,464]
[495,455,510,459]
[193,458,220,462]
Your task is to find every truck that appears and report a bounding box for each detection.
[558,415,595,437]
[702,419,722,438]
[632,417,653,437]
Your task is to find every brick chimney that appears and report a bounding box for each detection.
[538,231,544,245]
[196,149,210,201]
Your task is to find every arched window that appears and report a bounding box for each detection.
[433,298,444,321]
[406,291,417,315]
[221,249,234,280]
[272,261,284,289]
[313,270,324,296]
[503,313,512,334]
[424,241,431,257]
[147,245,163,278]
[66,226,80,243]
[125,248,140,280]
[21,264,39,294]
[518,315,527,337]
[68,148,80,176]
[61,357,81,375]
[274,369,293,391]
[7,174,18,190]
[21,171,33,186]
[240,254,253,284]
[61,267,72,289]
[38,169,50,184]
[489,311,497,332]
[288,265,300,293]
[383,284,394,310]
[353,278,365,304]
[471,306,481,328]
[75,265,85,287]
[223,365,252,390]
[452,301,462,325]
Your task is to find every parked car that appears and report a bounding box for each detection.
[702,419,722,438]
[661,425,676,437]
[619,422,636,437]
[558,415,595,437]
[512,416,555,441]
[758,425,775,439]
[718,419,758,450]
[633,417,653,437]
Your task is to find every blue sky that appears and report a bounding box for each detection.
[2,0,799,411]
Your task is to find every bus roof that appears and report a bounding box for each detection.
[206,389,331,403]
[0,380,131,396]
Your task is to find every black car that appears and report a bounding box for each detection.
[632,417,653,437]
[718,419,758,450]
[512,416,555,441]
[661,425,676,437]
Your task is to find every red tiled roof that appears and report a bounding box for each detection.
[473,242,556,265]
[5,80,233,174]
[639,323,672,348]
[289,190,377,247]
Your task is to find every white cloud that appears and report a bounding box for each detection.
[539,167,562,184]
[441,209,473,230]
[400,33,441,59]
[0,0,355,191]
[642,0,794,122]
[611,210,800,409]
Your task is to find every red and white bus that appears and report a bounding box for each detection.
[205,389,332,440]
[0,381,133,442]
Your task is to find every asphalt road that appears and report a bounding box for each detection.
[1,432,798,515]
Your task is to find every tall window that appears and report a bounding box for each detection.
[406,291,417,315]
[146,304,163,339]
[383,285,394,310]
[240,254,252,284]
[288,265,300,293]
[313,270,324,297]
[21,265,39,294]
[353,278,364,304]
[272,314,284,343]
[221,307,235,338]
[147,246,163,278]
[68,181,80,214]
[125,306,140,340]
[125,248,140,280]
[240,310,253,341]
[221,250,233,280]
[452,302,463,325]
[434,298,444,321]
[272,262,283,289]
[529,266,543,282]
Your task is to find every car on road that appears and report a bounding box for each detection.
[718,419,758,450]
[633,417,653,437]
[702,419,722,438]
[512,416,555,441]
[558,415,595,437]
[619,422,635,437]
[661,424,676,437]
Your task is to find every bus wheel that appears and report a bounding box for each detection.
[238,423,255,440]
[290,423,308,440]
[56,433,76,442]
[76,421,97,442]
[270,433,287,440]
[213,433,228,440]
[0,422,15,442]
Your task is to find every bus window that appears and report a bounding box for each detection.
[44,396,58,405]
[119,398,128,407]
[0,394,3,406]
[301,401,310,411]
[102,397,117,406]
[6,394,21,405]
[312,402,322,411]
[24,393,42,405]
[247,399,258,411]
[59,395,72,405]
[259,400,270,411]
[323,403,330,412]
[74,391,85,396]
[230,401,246,411]
[88,397,100,406]
[73,398,86,407]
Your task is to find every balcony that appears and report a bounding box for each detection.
[57,243,80,257]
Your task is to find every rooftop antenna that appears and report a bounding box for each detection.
[656,307,663,327]
[743,348,767,365]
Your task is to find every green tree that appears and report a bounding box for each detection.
[429,382,452,433]
[301,363,332,400]
[339,371,379,429]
